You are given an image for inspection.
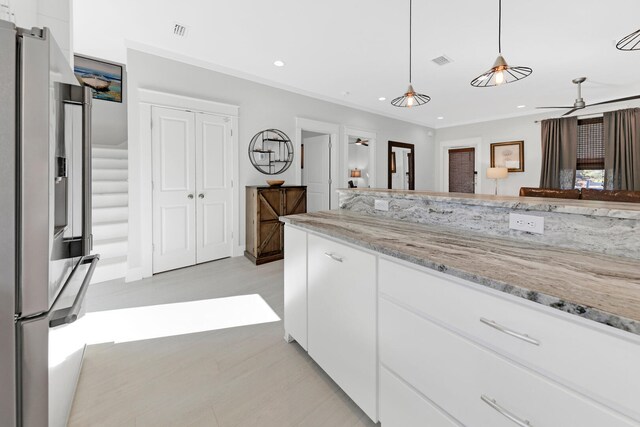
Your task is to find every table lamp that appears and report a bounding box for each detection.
[487,167,508,195]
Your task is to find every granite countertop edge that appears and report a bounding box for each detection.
[337,189,640,220]
[281,215,640,337]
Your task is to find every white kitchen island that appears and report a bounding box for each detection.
[282,209,640,427]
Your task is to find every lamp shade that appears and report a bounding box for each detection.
[487,167,508,179]
[350,168,362,178]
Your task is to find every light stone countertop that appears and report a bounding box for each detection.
[281,210,640,336]
[338,188,640,220]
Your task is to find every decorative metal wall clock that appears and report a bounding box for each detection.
[248,129,294,175]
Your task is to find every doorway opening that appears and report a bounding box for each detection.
[344,127,376,190]
[448,147,476,193]
[295,118,340,212]
[388,141,415,190]
[301,130,331,212]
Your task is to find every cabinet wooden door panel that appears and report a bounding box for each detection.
[245,186,306,264]
[307,233,377,421]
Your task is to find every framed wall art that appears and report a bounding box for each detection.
[490,140,524,172]
[74,55,123,103]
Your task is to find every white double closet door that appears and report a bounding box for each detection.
[152,106,233,273]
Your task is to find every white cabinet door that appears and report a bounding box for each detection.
[307,234,377,421]
[195,113,232,263]
[152,106,197,273]
[283,225,307,349]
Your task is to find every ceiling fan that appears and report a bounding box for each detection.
[350,138,369,146]
[536,77,640,116]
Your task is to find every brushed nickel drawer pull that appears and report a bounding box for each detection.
[481,395,532,427]
[324,252,343,262]
[480,318,540,346]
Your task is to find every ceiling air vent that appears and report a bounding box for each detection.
[431,55,453,66]
[172,23,188,38]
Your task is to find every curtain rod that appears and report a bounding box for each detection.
[534,112,603,124]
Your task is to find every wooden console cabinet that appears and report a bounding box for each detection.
[245,186,306,265]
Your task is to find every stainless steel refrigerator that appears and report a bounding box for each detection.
[0,20,100,427]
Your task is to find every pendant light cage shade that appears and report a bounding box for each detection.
[391,85,431,107]
[470,55,533,87]
[616,29,640,51]
[391,0,431,108]
[471,0,533,87]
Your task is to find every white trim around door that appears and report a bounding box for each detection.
[295,118,340,209]
[438,137,483,194]
[135,89,240,280]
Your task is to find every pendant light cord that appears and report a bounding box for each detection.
[409,0,412,83]
[498,0,502,54]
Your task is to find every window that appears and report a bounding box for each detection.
[575,117,604,189]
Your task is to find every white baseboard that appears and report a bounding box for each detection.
[125,267,143,283]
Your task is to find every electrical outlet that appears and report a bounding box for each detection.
[374,199,390,211]
[509,213,544,234]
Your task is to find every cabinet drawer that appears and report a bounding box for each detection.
[308,234,377,421]
[379,258,640,418]
[380,299,639,427]
[380,367,461,427]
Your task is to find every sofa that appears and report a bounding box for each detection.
[519,187,640,203]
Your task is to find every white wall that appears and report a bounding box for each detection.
[8,0,73,65]
[435,100,640,197]
[127,49,435,279]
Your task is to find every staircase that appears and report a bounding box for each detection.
[91,146,128,284]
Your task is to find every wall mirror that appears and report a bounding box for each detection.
[388,141,415,190]
[344,128,376,189]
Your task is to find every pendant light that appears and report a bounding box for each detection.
[616,29,640,51]
[391,0,430,107]
[470,0,532,87]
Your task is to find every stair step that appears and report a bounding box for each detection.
[93,158,128,170]
[93,147,128,159]
[93,221,128,241]
[93,169,128,181]
[90,255,127,284]
[92,237,127,260]
[93,180,128,194]
[93,193,128,208]
[93,206,128,224]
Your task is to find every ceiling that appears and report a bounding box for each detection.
[73,0,640,129]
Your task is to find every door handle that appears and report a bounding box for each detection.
[324,252,343,262]
[481,395,532,426]
[198,193,204,199]
[480,318,540,346]
[49,254,100,327]
[188,194,194,199]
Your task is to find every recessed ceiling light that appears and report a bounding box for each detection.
[517,105,526,108]
[273,60,285,67]
[437,116,444,120]
[378,97,386,101]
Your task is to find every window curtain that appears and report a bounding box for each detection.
[539,117,578,189]
[604,108,640,191]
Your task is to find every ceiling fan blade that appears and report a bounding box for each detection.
[562,108,580,117]
[587,95,640,107]
[536,106,574,109]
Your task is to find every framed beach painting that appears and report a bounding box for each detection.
[490,140,524,172]
[74,55,123,103]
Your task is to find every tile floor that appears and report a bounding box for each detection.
[68,257,376,427]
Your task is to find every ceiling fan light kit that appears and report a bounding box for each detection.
[391,0,430,108]
[471,0,533,87]
[616,29,640,51]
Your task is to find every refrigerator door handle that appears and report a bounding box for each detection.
[49,254,100,327]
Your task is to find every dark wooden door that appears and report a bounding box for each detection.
[448,148,476,193]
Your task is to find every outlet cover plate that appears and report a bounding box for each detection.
[509,213,544,234]
[374,199,390,211]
